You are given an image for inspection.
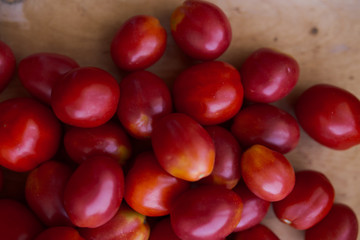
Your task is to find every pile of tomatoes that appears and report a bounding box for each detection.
[0,0,359,239]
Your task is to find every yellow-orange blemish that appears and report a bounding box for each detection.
[170,7,185,31]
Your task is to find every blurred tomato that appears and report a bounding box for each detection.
[231,224,279,240]
[0,40,16,93]
[149,217,181,240]
[35,227,84,240]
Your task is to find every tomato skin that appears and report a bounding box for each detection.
[170,0,232,60]
[231,224,280,240]
[0,40,16,93]
[18,53,79,104]
[63,156,124,228]
[240,48,299,103]
[51,67,120,128]
[295,84,360,149]
[117,71,172,139]
[273,170,335,230]
[0,98,62,172]
[151,113,215,181]
[111,15,166,71]
[125,151,190,216]
[35,227,84,240]
[305,203,358,240]
[170,185,243,240]
[149,217,181,240]
[241,145,295,201]
[173,61,243,125]
[231,103,300,153]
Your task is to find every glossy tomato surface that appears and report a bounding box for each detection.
[170,185,243,240]
[0,40,16,93]
[170,0,232,60]
[231,103,300,153]
[0,98,61,172]
[63,156,124,228]
[151,113,215,181]
[295,84,360,149]
[51,67,120,128]
[273,170,335,230]
[173,61,243,125]
[240,47,299,103]
[241,145,295,201]
[117,71,172,139]
[231,224,280,240]
[111,15,166,71]
[149,217,181,240]
[18,52,79,104]
[35,227,84,240]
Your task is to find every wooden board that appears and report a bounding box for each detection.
[1,0,360,238]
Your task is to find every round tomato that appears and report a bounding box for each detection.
[0,40,16,93]
[35,227,84,240]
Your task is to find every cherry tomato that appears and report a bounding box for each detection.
[273,170,335,230]
[64,121,132,165]
[63,156,124,228]
[51,67,120,128]
[111,15,166,71]
[0,40,16,93]
[231,224,280,240]
[79,204,150,240]
[170,185,243,240]
[0,199,44,240]
[305,203,358,240]
[125,151,190,216]
[173,61,243,125]
[0,98,61,172]
[149,217,181,240]
[199,125,241,189]
[25,161,73,226]
[35,227,84,240]
[231,103,300,153]
[170,0,232,60]
[241,144,295,201]
[295,84,360,149]
[117,70,172,139]
[151,113,215,181]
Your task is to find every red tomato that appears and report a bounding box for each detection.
[173,61,243,125]
[240,48,299,103]
[0,167,29,201]
[170,185,243,240]
[64,121,132,165]
[0,40,16,93]
[305,203,358,240]
[35,227,84,240]
[111,15,166,71]
[117,71,172,139]
[273,170,335,230]
[0,199,44,240]
[51,67,120,128]
[125,151,190,216]
[232,180,270,232]
[79,204,150,240]
[231,103,300,153]
[18,53,79,104]
[295,84,360,149]
[241,145,295,201]
[63,156,124,228]
[149,217,181,240]
[170,0,232,60]
[231,224,280,240]
[0,98,61,172]
[151,113,215,181]
[199,125,241,189]
[25,161,73,226]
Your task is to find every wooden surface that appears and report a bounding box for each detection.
[1,0,360,239]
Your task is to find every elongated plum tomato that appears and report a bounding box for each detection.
[151,113,215,181]
[35,227,84,240]
[240,48,299,103]
[125,151,190,216]
[173,61,243,125]
[231,103,300,153]
[51,67,120,128]
[149,217,181,240]
[241,145,295,202]
[231,224,280,240]
[295,84,360,149]
[63,156,124,228]
[18,53,79,104]
[117,71,172,139]
[170,0,232,60]
[273,170,335,230]
[170,185,243,240]
[79,204,150,240]
[0,98,61,172]
[111,15,166,71]
[0,40,16,93]
[305,203,358,240]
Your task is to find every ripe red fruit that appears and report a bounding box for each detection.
[0,40,16,93]
[231,224,280,240]
[35,227,84,240]
[149,217,181,240]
